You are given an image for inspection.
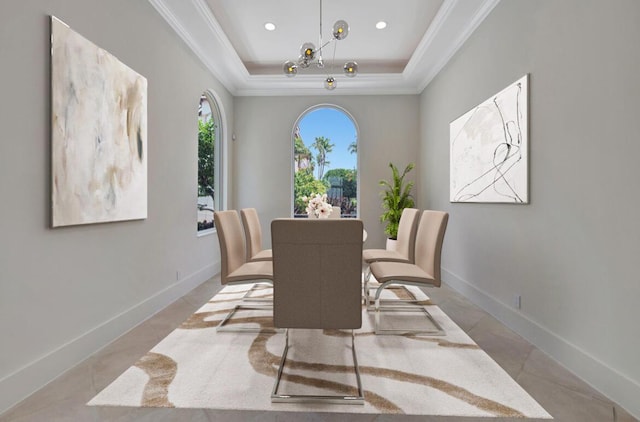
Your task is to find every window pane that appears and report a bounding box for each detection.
[198,95,215,231]
[293,107,358,218]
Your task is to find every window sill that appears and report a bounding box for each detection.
[197,228,216,238]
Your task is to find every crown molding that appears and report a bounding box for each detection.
[236,73,418,97]
[148,0,500,96]
[412,0,501,92]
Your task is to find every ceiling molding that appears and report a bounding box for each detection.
[236,73,418,97]
[149,0,500,96]
[414,0,501,92]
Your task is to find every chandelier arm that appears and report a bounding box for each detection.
[331,40,337,74]
[314,39,333,55]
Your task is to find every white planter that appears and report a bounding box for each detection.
[386,238,397,251]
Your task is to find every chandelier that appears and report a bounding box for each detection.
[283,0,358,90]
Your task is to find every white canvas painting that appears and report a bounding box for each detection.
[51,16,148,227]
[450,75,528,203]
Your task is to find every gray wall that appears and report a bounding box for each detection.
[0,0,231,413]
[232,95,419,250]
[418,0,640,417]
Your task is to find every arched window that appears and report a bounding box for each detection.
[197,92,223,232]
[292,105,359,218]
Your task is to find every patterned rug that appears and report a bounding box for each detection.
[88,284,551,417]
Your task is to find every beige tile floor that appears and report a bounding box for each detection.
[1,276,637,422]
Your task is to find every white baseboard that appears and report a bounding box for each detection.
[442,267,640,420]
[0,262,220,417]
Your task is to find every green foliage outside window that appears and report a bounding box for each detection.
[198,119,215,198]
[311,136,334,180]
[294,169,328,214]
[323,168,357,199]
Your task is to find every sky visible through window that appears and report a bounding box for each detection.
[298,107,357,171]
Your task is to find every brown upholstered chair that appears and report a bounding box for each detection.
[240,208,272,262]
[214,210,274,332]
[362,208,421,307]
[369,210,449,335]
[270,219,364,404]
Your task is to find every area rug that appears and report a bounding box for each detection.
[88,283,551,418]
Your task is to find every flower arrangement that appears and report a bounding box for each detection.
[303,193,333,218]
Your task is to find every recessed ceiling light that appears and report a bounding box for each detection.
[264,22,276,31]
[375,21,387,30]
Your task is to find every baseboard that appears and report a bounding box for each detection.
[0,262,220,417]
[442,267,640,420]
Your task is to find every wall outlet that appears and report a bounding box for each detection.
[513,294,522,309]
[176,271,181,281]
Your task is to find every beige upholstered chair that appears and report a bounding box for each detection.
[214,210,274,332]
[369,210,449,335]
[240,208,272,262]
[328,205,341,219]
[362,208,420,307]
[270,219,364,404]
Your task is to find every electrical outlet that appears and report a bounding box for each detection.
[176,271,181,281]
[513,294,522,309]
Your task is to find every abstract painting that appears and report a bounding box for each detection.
[450,75,528,203]
[51,16,147,227]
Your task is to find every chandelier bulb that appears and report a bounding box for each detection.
[332,20,349,40]
[299,42,316,61]
[343,61,358,77]
[298,55,312,68]
[283,60,298,77]
[324,76,337,90]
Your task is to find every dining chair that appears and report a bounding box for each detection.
[240,208,272,262]
[362,208,420,307]
[328,205,341,218]
[270,218,364,404]
[368,210,449,335]
[214,210,274,332]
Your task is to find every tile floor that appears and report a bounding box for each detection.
[1,276,636,422]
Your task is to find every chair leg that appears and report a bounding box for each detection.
[241,282,273,303]
[373,282,445,336]
[216,303,278,333]
[271,329,364,404]
[363,273,370,308]
[217,281,278,333]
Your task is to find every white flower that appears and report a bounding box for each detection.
[303,192,333,218]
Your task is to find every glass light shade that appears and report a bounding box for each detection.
[324,76,337,90]
[332,20,349,40]
[283,60,298,77]
[299,42,316,60]
[298,56,311,68]
[343,61,358,77]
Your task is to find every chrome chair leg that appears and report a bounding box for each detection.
[241,282,272,303]
[373,281,445,336]
[271,329,364,404]
[217,281,278,333]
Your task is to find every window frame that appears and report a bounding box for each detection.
[290,103,360,218]
[197,90,227,236]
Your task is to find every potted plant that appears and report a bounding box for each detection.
[379,162,415,250]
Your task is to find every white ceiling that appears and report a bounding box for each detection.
[149,0,500,96]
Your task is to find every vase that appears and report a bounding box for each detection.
[386,238,397,251]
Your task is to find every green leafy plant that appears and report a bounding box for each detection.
[379,162,415,239]
[294,169,328,214]
[198,119,215,197]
